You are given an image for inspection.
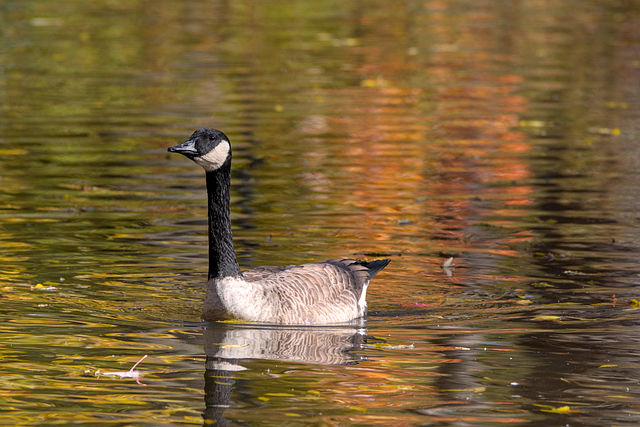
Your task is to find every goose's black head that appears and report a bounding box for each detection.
[168,128,231,172]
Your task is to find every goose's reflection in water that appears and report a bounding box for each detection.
[202,322,369,426]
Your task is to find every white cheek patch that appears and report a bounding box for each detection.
[193,140,230,171]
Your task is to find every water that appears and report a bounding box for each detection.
[1,0,640,425]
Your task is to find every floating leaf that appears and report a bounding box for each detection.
[30,284,57,291]
[540,405,581,414]
[533,315,561,321]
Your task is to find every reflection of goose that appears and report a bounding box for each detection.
[202,323,367,426]
[203,322,367,369]
[169,128,390,324]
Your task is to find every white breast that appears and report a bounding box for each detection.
[215,276,266,322]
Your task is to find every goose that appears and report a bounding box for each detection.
[168,128,390,325]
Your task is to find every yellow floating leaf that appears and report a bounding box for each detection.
[257,396,269,402]
[540,406,581,414]
[598,364,617,368]
[516,300,532,305]
[31,284,57,291]
[265,393,295,397]
[533,315,561,321]
[630,299,640,307]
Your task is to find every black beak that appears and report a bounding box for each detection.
[168,139,198,157]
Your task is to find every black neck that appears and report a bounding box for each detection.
[205,160,242,280]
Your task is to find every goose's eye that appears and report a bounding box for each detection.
[209,135,215,141]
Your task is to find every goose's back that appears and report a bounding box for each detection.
[242,259,379,324]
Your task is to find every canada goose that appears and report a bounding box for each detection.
[168,128,390,325]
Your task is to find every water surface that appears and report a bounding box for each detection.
[2,0,640,425]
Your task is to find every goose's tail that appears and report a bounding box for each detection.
[359,259,390,279]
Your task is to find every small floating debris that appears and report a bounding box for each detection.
[563,270,588,276]
[93,355,148,385]
[30,283,57,291]
[441,257,455,276]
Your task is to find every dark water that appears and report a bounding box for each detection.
[2,0,640,425]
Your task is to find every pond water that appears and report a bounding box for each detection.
[2,0,640,425]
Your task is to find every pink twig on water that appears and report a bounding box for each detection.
[129,354,148,372]
[98,354,148,386]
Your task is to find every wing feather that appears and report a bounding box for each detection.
[240,259,385,324]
